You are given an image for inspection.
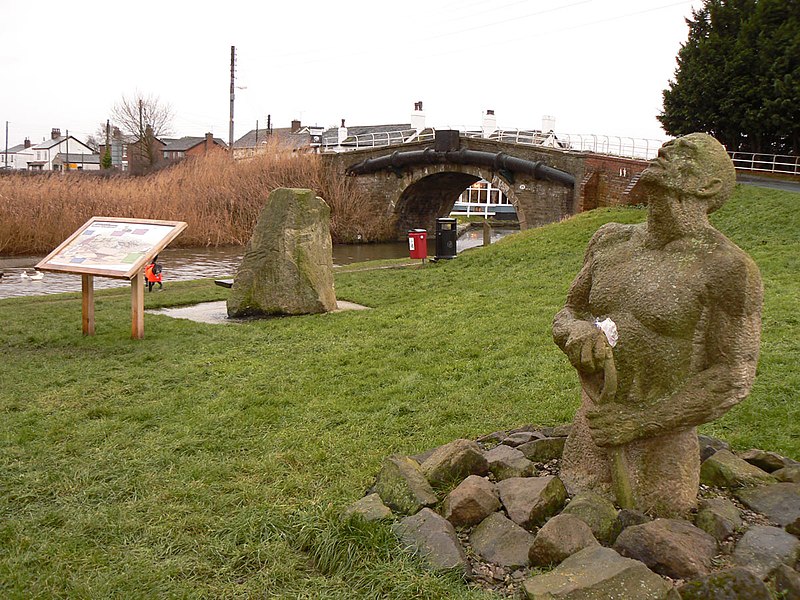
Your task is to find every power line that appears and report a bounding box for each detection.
[415,0,695,61]
[255,1,593,70]
[445,0,557,24]
[424,0,592,39]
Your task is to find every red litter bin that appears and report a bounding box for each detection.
[408,229,427,260]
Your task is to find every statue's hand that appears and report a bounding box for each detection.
[586,402,642,447]
[564,322,609,374]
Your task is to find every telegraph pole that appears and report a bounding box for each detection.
[229,45,236,155]
[4,121,8,169]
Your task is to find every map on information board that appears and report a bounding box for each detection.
[37,217,187,279]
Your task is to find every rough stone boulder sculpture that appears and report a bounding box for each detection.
[227,188,337,318]
[552,133,763,517]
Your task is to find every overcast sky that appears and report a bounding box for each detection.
[1,0,703,147]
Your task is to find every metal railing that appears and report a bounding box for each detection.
[552,133,663,160]
[324,126,664,160]
[323,129,434,150]
[323,126,799,175]
[729,151,800,175]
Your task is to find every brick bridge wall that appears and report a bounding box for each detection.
[321,136,650,241]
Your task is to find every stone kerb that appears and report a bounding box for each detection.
[344,425,800,598]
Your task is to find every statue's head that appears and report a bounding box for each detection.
[641,133,735,213]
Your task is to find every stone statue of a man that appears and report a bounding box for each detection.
[553,133,763,516]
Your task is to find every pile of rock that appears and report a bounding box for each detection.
[343,425,800,599]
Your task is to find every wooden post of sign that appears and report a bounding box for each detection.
[81,274,95,335]
[131,272,144,339]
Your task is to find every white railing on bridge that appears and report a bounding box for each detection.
[324,129,435,150]
[323,127,664,160]
[323,127,799,175]
[551,133,663,160]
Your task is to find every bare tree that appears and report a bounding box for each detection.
[111,93,174,173]
[84,134,100,152]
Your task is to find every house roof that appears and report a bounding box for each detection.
[32,136,94,152]
[234,127,313,150]
[55,153,101,164]
[1,143,27,154]
[164,136,227,151]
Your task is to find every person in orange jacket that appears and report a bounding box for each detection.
[144,256,163,292]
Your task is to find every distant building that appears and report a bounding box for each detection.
[0,138,33,170]
[234,109,429,160]
[98,127,136,172]
[163,133,227,161]
[52,152,101,171]
[26,128,98,171]
[233,120,324,159]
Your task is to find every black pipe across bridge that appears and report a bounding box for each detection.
[345,147,576,188]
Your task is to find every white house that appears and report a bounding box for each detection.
[28,128,98,171]
[0,139,35,170]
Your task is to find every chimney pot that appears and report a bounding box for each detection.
[411,102,426,131]
[291,119,301,133]
[51,128,61,139]
[341,119,346,127]
[24,138,31,148]
[481,109,498,138]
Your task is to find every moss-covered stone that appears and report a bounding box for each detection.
[420,439,488,489]
[342,493,393,522]
[677,567,771,599]
[523,546,672,599]
[561,491,621,545]
[374,455,437,515]
[227,188,336,317]
[497,476,567,530]
[699,449,776,488]
[694,497,742,541]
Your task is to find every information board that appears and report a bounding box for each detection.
[37,217,187,279]
[35,216,187,339]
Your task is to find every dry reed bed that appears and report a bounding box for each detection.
[0,145,389,255]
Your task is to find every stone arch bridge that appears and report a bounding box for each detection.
[320,131,651,241]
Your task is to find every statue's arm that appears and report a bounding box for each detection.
[588,253,763,447]
[553,224,622,374]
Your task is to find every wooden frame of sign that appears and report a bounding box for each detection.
[36,217,187,339]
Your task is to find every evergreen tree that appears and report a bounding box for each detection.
[658,0,798,154]
[101,147,113,170]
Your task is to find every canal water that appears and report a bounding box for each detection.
[0,227,515,299]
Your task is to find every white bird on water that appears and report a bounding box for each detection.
[20,270,44,281]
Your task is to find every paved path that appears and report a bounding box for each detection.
[737,174,800,193]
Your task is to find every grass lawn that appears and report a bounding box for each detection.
[1,185,797,598]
